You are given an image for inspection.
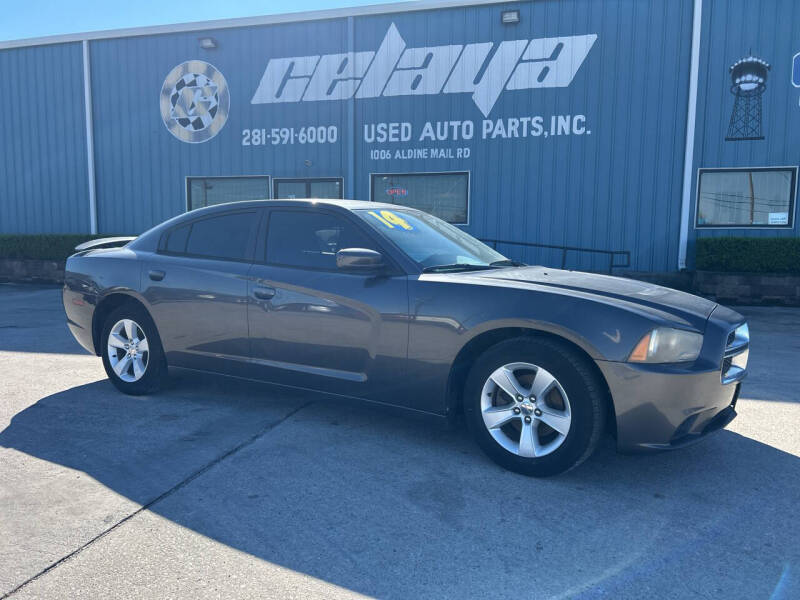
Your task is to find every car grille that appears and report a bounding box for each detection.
[721,323,749,384]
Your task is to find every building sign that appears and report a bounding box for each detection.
[160,61,230,143]
[726,54,770,141]
[250,23,597,117]
[162,24,597,148]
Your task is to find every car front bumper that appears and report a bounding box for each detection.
[597,360,742,452]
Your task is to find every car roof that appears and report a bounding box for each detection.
[128,199,416,251]
[187,198,406,214]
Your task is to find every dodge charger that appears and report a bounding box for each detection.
[63,200,749,476]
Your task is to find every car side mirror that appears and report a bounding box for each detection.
[336,248,384,271]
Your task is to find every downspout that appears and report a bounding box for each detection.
[82,39,98,234]
[346,16,356,199]
[678,0,703,270]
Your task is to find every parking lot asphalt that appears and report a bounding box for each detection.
[0,283,798,599]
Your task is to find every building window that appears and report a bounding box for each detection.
[696,168,796,228]
[370,172,469,224]
[273,178,343,199]
[186,176,270,210]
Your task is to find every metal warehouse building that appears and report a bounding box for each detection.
[1,0,798,273]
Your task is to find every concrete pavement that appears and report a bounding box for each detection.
[0,283,798,599]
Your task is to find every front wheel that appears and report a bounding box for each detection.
[101,303,167,395]
[464,337,606,477]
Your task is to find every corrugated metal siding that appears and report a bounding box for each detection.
[0,42,89,233]
[690,0,800,251]
[4,0,797,270]
[90,19,353,234]
[352,0,693,272]
[82,0,695,269]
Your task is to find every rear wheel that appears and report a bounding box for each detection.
[464,337,606,477]
[101,303,166,395]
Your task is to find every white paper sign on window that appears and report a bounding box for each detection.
[768,212,789,225]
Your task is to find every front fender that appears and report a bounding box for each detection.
[416,278,680,363]
[408,275,713,416]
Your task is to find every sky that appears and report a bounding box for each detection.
[0,0,410,42]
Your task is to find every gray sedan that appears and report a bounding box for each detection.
[63,200,749,476]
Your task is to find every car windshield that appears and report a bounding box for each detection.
[355,207,509,271]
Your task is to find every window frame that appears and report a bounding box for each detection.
[185,175,272,211]
[369,171,471,226]
[694,166,798,230]
[272,177,344,200]
[157,209,263,264]
[260,207,402,274]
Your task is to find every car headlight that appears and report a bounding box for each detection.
[628,327,703,363]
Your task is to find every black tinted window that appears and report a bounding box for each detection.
[183,211,257,261]
[165,223,190,253]
[266,210,375,269]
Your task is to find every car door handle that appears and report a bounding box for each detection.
[148,269,165,282]
[253,286,276,300]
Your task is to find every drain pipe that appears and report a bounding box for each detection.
[677,0,703,270]
[82,39,98,234]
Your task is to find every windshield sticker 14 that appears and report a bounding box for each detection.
[367,211,415,230]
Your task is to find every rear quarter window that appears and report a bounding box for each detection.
[163,211,258,261]
[165,224,190,253]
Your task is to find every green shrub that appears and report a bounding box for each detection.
[0,234,117,262]
[696,237,800,273]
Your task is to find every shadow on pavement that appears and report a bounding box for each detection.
[0,286,89,355]
[1,373,798,599]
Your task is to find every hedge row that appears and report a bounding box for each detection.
[0,234,115,262]
[696,237,800,274]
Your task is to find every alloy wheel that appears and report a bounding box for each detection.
[480,362,572,458]
[107,319,150,383]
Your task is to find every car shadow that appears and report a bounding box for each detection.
[0,285,89,355]
[1,374,799,598]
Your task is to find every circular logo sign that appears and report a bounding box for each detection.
[160,61,229,143]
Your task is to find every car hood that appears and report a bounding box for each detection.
[467,266,717,330]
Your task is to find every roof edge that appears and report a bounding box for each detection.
[0,0,518,50]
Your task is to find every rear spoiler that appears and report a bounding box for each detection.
[74,236,137,252]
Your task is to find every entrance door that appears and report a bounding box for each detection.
[273,178,343,199]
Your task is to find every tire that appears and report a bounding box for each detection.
[463,336,606,477]
[100,302,167,395]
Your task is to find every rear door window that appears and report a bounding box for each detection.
[164,211,258,261]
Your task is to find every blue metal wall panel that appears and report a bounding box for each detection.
[0,42,89,233]
[89,19,353,234]
[350,0,694,272]
[11,0,797,271]
[82,0,693,271]
[689,0,800,253]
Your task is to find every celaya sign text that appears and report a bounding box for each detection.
[251,23,597,117]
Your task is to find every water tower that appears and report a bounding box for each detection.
[726,54,770,141]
